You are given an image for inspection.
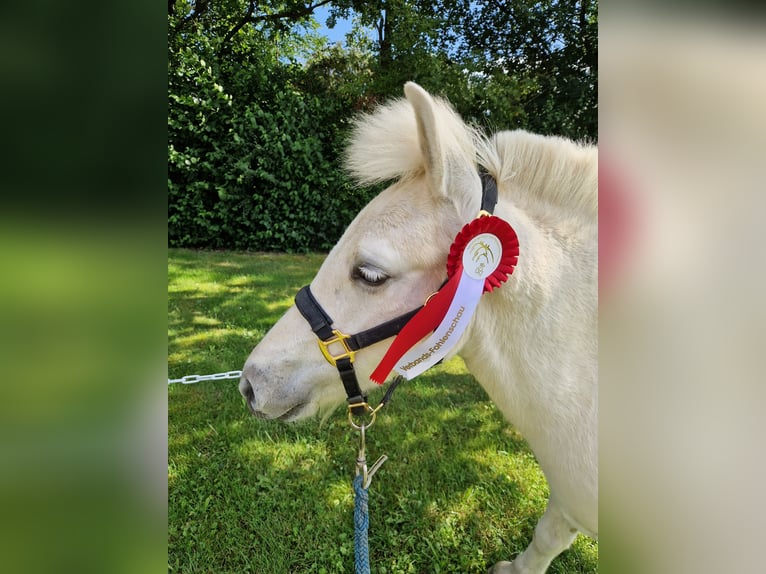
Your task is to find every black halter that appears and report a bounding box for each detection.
[294,173,498,416]
[295,286,420,415]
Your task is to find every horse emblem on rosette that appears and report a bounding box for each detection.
[470,239,495,265]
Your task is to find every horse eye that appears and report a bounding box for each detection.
[353,264,389,287]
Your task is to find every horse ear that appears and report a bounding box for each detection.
[404,82,480,220]
[404,82,447,195]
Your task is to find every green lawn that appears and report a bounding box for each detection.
[168,248,597,573]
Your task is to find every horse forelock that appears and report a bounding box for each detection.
[344,96,479,187]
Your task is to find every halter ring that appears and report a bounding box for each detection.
[348,402,376,430]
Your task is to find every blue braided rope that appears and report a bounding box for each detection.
[353,474,370,574]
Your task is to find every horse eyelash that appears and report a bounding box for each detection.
[354,264,389,286]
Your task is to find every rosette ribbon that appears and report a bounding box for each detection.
[369,215,519,384]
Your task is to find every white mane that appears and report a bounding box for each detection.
[345,96,597,220]
[478,131,598,220]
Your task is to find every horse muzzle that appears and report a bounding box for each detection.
[239,367,312,422]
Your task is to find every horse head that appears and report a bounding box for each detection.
[239,83,483,420]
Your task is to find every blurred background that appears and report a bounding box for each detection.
[0,1,764,572]
[600,4,766,572]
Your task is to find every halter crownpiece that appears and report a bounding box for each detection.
[294,173,518,415]
[478,172,498,215]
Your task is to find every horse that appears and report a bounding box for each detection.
[239,82,597,574]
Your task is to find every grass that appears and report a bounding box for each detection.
[168,248,598,573]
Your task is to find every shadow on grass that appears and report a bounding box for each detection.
[169,371,597,573]
[168,249,597,573]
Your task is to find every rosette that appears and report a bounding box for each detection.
[446,214,519,291]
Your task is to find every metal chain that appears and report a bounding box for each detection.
[167,370,242,385]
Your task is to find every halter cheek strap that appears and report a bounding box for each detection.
[294,173,499,416]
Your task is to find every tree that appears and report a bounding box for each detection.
[167,0,597,250]
[324,0,596,139]
[455,0,597,140]
[168,1,373,251]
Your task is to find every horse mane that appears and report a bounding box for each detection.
[477,131,598,220]
[345,95,597,219]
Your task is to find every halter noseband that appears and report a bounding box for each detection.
[294,173,499,416]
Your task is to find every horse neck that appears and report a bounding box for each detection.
[457,194,597,424]
[480,200,553,324]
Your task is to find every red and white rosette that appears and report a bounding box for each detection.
[370,215,519,383]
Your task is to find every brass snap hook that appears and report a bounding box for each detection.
[354,423,387,489]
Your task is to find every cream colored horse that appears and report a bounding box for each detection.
[240,83,597,574]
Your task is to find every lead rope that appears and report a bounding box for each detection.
[349,376,405,574]
[353,422,384,574]
[353,473,370,574]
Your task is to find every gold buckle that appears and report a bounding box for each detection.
[318,329,356,367]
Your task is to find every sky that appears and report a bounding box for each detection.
[312,5,356,46]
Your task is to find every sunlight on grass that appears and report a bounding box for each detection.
[435,484,483,521]
[168,459,183,484]
[191,315,221,327]
[439,354,471,374]
[225,275,255,286]
[168,249,325,378]
[168,282,232,296]
[264,298,294,312]
[323,480,354,510]
[168,250,597,574]
[173,328,240,349]
[575,536,599,562]
[237,437,330,472]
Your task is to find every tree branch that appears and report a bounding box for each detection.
[257,0,334,24]
[221,1,256,46]
[221,0,334,48]
[170,0,210,36]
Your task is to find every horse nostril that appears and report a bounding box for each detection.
[239,376,255,404]
[239,376,265,418]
